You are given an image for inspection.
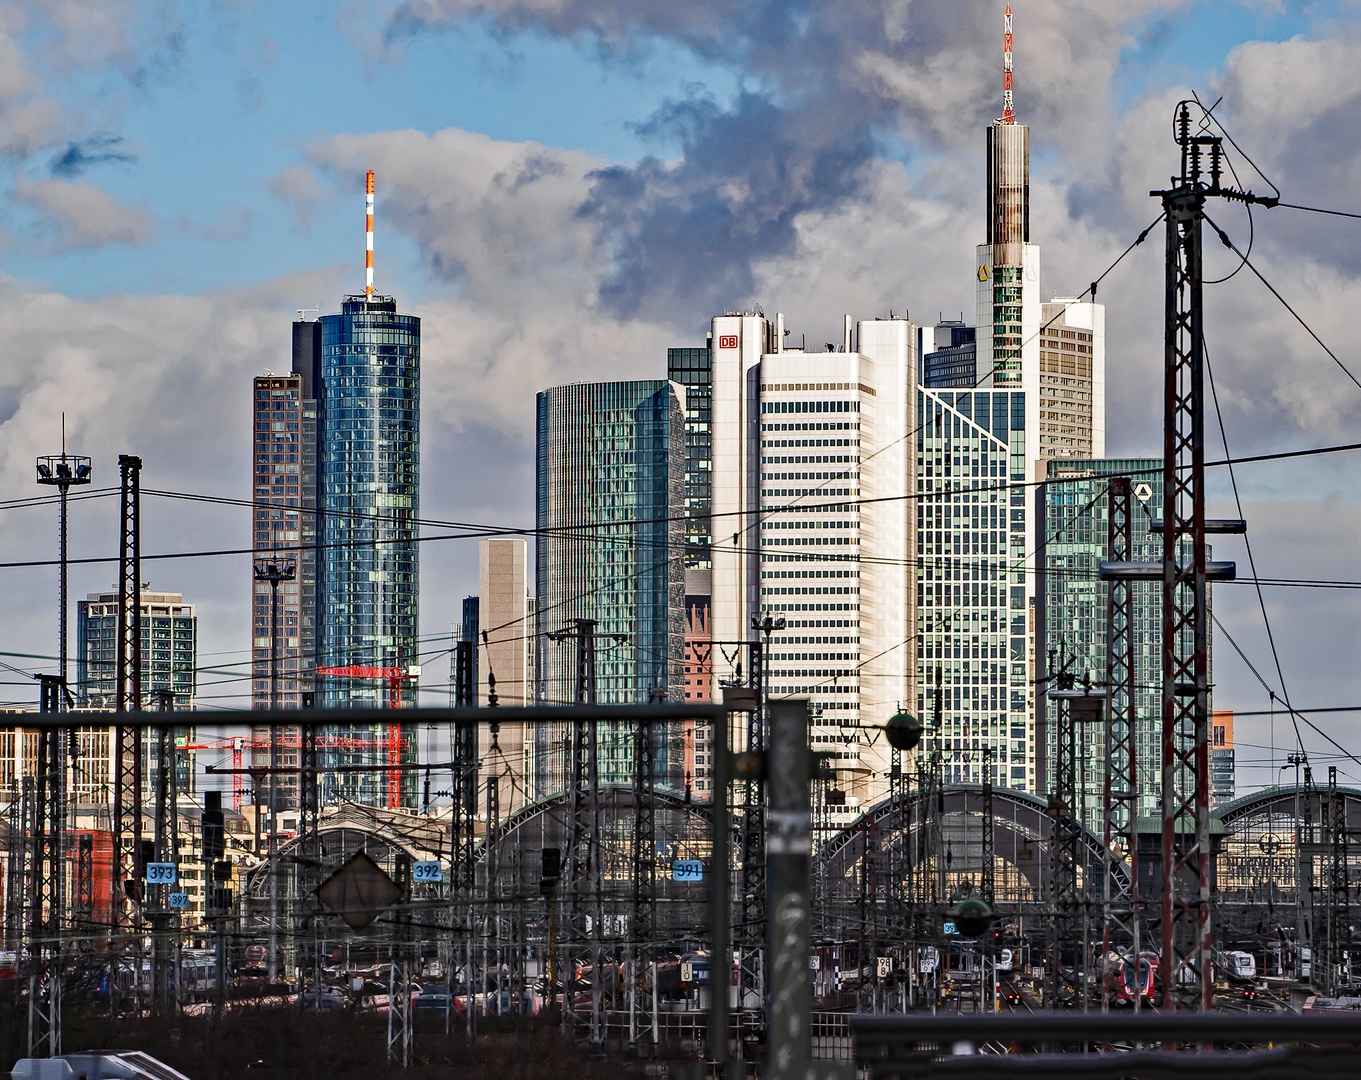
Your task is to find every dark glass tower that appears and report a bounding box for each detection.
[316,293,420,805]
[666,347,713,571]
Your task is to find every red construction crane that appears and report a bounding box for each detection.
[184,730,379,811]
[315,664,420,809]
[183,736,251,810]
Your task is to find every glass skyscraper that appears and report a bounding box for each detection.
[916,388,1031,791]
[666,347,713,573]
[922,321,978,388]
[1035,458,1167,831]
[315,293,420,805]
[534,380,685,792]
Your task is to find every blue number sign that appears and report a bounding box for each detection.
[413,861,443,883]
[169,893,190,909]
[145,863,178,885]
[672,859,704,882]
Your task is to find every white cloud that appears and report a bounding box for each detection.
[301,128,680,438]
[268,164,328,232]
[13,173,150,248]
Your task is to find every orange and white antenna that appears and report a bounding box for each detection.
[365,170,375,296]
[1001,6,1014,124]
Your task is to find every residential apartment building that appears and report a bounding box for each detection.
[76,588,197,710]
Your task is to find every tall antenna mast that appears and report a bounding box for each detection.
[1001,5,1015,124]
[365,169,375,297]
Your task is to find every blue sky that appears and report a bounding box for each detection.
[2,1,1329,301]
[2,5,744,299]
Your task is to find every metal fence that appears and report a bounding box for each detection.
[852,1012,1361,1079]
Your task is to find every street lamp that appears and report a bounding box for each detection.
[36,440,92,708]
[254,558,297,711]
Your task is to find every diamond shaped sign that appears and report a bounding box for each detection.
[315,851,403,930]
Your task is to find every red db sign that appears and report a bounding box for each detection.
[718,335,739,349]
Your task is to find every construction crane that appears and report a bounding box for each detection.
[315,664,421,809]
[184,731,378,811]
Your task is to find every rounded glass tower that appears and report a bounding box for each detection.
[318,294,420,710]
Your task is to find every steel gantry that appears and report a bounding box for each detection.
[1323,766,1353,992]
[631,704,656,1046]
[148,713,180,1016]
[450,640,479,1040]
[1046,677,1080,1007]
[1099,476,1141,1009]
[112,453,144,1014]
[1151,102,1265,1009]
[27,677,67,1057]
[547,619,603,1039]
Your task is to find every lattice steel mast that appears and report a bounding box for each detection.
[1152,103,1262,1009]
[739,637,766,1013]
[631,704,656,1046]
[1100,477,1141,1009]
[113,453,144,1014]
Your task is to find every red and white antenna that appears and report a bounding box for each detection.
[365,169,375,296]
[1001,6,1014,124]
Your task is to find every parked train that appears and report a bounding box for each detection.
[1109,951,1158,1006]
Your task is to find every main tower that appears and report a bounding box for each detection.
[315,171,421,804]
[976,6,1040,468]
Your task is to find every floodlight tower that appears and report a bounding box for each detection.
[36,423,92,704]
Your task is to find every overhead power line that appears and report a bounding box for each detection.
[1274,201,1361,221]
[1205,212,1361,392]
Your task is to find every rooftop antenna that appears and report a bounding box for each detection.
[1001,5,1015,124]
[365,170,375,297]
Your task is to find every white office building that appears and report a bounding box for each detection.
[704,312,915,813]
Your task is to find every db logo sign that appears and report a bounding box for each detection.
[718,335,739,349]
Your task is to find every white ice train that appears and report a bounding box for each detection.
[1223,950,1257,985]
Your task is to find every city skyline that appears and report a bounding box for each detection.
[1,3,1360,800]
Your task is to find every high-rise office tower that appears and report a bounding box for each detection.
[251,373,305,711]
[693,312,914,813]
[1038,300,1105,460]
[667,347,714,581]
[68,589,196,818]
[454,595,479,704]
[974,9,1105,467]
[317,291,421,703]
[916,388,1030,790]
[1211,710,1235,808]
[477,538,534,815]
[922,320,978,388]
[950,10,1106,794]
[291,316,323,685]
[250,368,312,808]
[534,379,686,794]
[1035,458,1163,826]
[313,172,421,806]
